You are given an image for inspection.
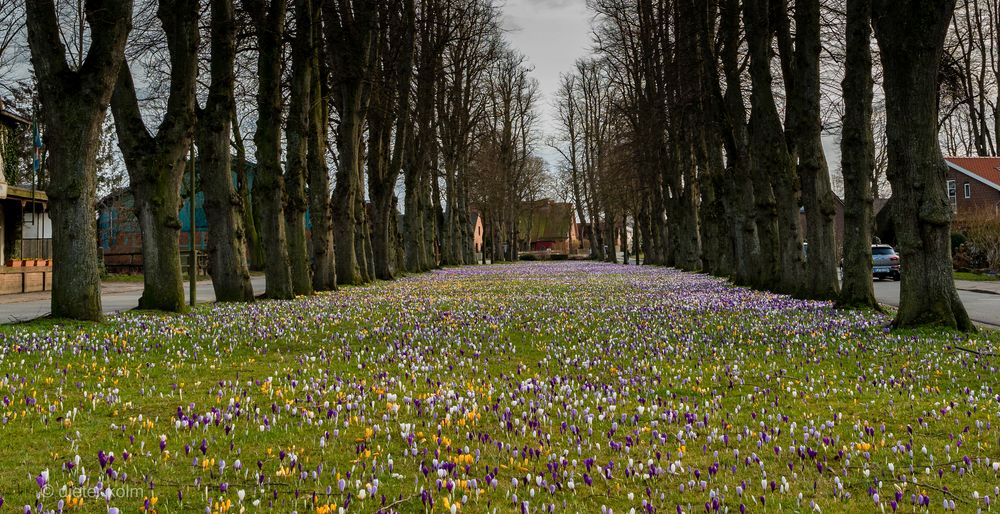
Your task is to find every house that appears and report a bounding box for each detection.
[801,195,890,259]
[97,159,255,274]
[517,199,578,254]
[944,156,1000,216]
[468,209,485,256]
[1,100,53,294]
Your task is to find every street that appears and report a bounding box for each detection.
[0,275,268,324]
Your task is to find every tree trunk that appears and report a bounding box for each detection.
[26,0,133,320]
[231,109,262,270]
[309,55,336,291]
[838,0,879,310]
[284,0,316,296]
[248,0,294,299]
[872,0,973,330]
[332,92,364,284]
[110,0,198,312]
[197,0,254,302]
[787,0,839,300]
[323,0,377,286]
[745,0,794,292]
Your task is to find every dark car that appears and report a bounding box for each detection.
[872,244,900,281]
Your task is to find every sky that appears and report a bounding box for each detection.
[500,0,593,169]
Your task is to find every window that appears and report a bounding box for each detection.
[964,182,971,199]
[947,179,958,213]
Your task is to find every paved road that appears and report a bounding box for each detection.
[874,279,1000,328]
[0,275,267,324]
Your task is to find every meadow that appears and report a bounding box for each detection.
[0,262,997,513]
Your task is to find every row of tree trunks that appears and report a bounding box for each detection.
[368,0,414,280]
[404,1,442,273]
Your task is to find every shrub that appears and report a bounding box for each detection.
[954,209,1000,273]
[951,232,967,251]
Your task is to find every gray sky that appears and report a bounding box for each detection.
[500,0,592,167]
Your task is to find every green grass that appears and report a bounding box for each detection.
[0,262,997,513]
[954,271,998,281]
[101,273,146,283]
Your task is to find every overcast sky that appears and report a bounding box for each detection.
[500,0,593,167]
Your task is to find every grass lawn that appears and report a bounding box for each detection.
[0,262,997,513]
[954,271,999,282]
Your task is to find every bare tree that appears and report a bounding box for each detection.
[197,0,255,302]
[247,0,294,299]
[872,0,973,330]
[838,0,879,309]
[284,0,319,294]
[324,0,378,285]
[26,0,132,320]
[110,0,199,312]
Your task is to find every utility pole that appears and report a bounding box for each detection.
[189,145,197,306]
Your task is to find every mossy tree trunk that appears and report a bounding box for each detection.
[872,0,973,330]
[26,0,133,321]
[838,0,880,310]
[284,0,316,296]
[111,0,199,313]
[197,0,255,302]
[247,0,294,300]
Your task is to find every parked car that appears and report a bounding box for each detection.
[872,244,900,281]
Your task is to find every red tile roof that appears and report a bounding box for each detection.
[944,157,1000,191]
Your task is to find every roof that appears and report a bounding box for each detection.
[0,98,30,127]
[519,199,575,242]
[944,157,1000,192]
[3,185,47,203]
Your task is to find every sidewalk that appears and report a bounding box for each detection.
[0,275,267,324]
[954,279,1000,295]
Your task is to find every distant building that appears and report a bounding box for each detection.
[97,160,255,274]
[469,209,484,255]
[800,194,890,259]
[944,156,1000,216]
[517,199,578,254]
[1,102,50,265]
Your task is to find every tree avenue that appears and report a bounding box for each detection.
[7,0,994,330]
